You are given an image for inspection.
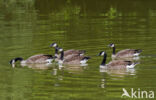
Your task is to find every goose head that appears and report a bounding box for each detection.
[108,43,115,48]
[97,51,106,56]
[49,43,58,48]
[58,47,63,52]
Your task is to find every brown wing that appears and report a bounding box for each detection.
[26,54,52,63]
[63,55,86,65]
[64,60,81,65]
[64,55,82,62]
[107,60,131,69]
[64,49,85,56]
[64,54,80,60]
[116,49,136,58]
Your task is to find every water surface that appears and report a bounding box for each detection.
[0,0,156,100]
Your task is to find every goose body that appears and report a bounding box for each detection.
[50,43,85,60]
[23,54,54,63]
[63,55,90,65]
[57,48,90,65]
[98,51,139,69]
[108,43,142,60]
[10,54,56,67]
[101,60,137,69]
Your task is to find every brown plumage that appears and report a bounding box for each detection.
[10,54,56,67]
[57,48,90,65]
[64,49,85,56]
[98,51,138,69]
[106,60,132,69]
[57,49,85,60]
[63,55,88,65]
[108,43,142,60]
[49,43,85,59]
[24,54,54,63]
[114,49,139,58]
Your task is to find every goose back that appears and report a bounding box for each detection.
[115,49,140,58]
[64,49,85,56]
[55,50,85,61]
[63,55,84,64]
[25,54,53,63]
[106,60,132,69]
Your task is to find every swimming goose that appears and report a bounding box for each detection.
[10,54,56,67]
[57,48,90,65]
[108,43,142,59]
[50,43,86,59]
[98,51,139,69]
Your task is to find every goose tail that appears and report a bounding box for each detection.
[80,56,91,64]
[126,61,140,69]
[135,49,142,53]
[79,50,86,56]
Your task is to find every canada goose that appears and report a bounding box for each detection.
[10,54,56,67]
[97,51,139,69]
[57,48,90,65]
[108,43,142,59]
[49,43,86,59]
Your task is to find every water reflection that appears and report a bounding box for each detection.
[99,68,136,89]
[21,63,53,69]
[100,68,136,76]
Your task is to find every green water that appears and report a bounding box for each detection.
[0,0,156,100]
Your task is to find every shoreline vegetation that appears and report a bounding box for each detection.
[1,0,156,19]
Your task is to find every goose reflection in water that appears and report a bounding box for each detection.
[99,68,136,76]
[99,68,136,89]
[58,64,87,74]
[20,63,54,69]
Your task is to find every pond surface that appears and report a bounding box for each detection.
[0,0,156,100]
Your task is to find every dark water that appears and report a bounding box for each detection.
[0,0,156,100]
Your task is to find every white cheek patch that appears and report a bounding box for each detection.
[59,49,63,52]
[111,44,114,47]
[53,43,57,47]
[101,52,105,56]
[12,60,15,64]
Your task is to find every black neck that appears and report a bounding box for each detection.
[60,51,64,60]
[55,46,58,55]
[101,53,107,66]
[15,57,23,62]
[112,47,116,55]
